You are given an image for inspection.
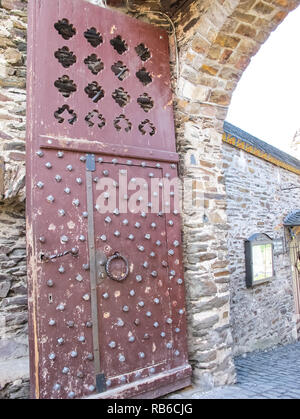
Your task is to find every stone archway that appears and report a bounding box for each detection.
[168,0,300,389]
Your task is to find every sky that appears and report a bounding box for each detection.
[226,5,300,156]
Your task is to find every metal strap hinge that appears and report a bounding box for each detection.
[86,154,96,171]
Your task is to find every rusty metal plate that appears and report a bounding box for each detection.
[26,0,191,399]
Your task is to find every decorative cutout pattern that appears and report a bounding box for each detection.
[112,87,130,108]
[54,46,76,68]
[138,119,156,136]
[84,54,104,75]
[51,18,159,136]
[136,68,152,86]
[111,61,129,81]
[84,27,103,47]
[110,35,128,55]
[137,93,154,113]
[54,75,77,98]
[84,82,105,103]
[54,19,76,40]
[135,43,151,62]
[85,110,106,128]
[54,105,77,125]
[114,114,132,132]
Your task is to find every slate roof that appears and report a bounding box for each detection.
[284,210,300,227]
[223,121,300,173]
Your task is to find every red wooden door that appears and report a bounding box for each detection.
[26,0,191,399]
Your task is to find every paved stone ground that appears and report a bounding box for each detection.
[167,341,300,399]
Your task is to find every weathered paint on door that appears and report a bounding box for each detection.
[26,0,191,399]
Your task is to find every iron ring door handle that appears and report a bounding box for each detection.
[105,252,129,282]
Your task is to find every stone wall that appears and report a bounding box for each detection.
[223,142,299,356]
[0,0,28,399]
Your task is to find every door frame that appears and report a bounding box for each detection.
[288,228,300,339]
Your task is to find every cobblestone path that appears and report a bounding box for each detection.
[167,341,300,399]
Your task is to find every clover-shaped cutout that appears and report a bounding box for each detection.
[54,19,76,40]
[54,46,76,68]
[54,105,77,125]
[136,67,152,86]
[114,114,132,133]
[137,93,154,113]
[84,54,104,75]
[85,110,106,129]
[110,35,128,55]
[138,119,156,136]
[112,87,130,108]
[84,27,103,47]
[84,82,104,103]
[111,61,129,81]
[135,43,151,61]
[54,75,77,98]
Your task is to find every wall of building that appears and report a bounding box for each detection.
[170,0,300,390]
[223,141,299,356]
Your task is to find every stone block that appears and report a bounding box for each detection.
[219,49,234,64]
[254,1,274,15]
[191,295,229,312]
[3,141,25,151]
[1,295,27,308]
[181,79,211,102]
[201,64,219,76]
[0,280,11,298]
[4,47,23,65]
[0,339,28,362]
[235,23,257,38]
[191,34,210,55]
[192,349,217,363]
[207,46,222,61]
[209,89,231,106]
[8,152,25,161]
[192,312,219,331]
[0,156,4,197]
[272,10,289,26]
[0,357,29,390]
[192,370,214,391]
[272,0,289,6]
[0,36,15,48]
[232,11,256,24]
[189,278,218,299]
[5,312,27,327]
[219,66,241,81]
[199,252,218,262]
[215,33,240,49]
[1,0,27,11]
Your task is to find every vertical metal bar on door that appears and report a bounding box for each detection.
[85,154,102,387]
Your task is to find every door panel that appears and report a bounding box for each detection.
[92,160,183,388]
[32,0,176,155]
[27,0,191,399]
[32,149,94,399]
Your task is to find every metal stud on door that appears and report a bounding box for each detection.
[27,0,191,399]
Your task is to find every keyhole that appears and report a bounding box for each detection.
[48,294,53,304]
